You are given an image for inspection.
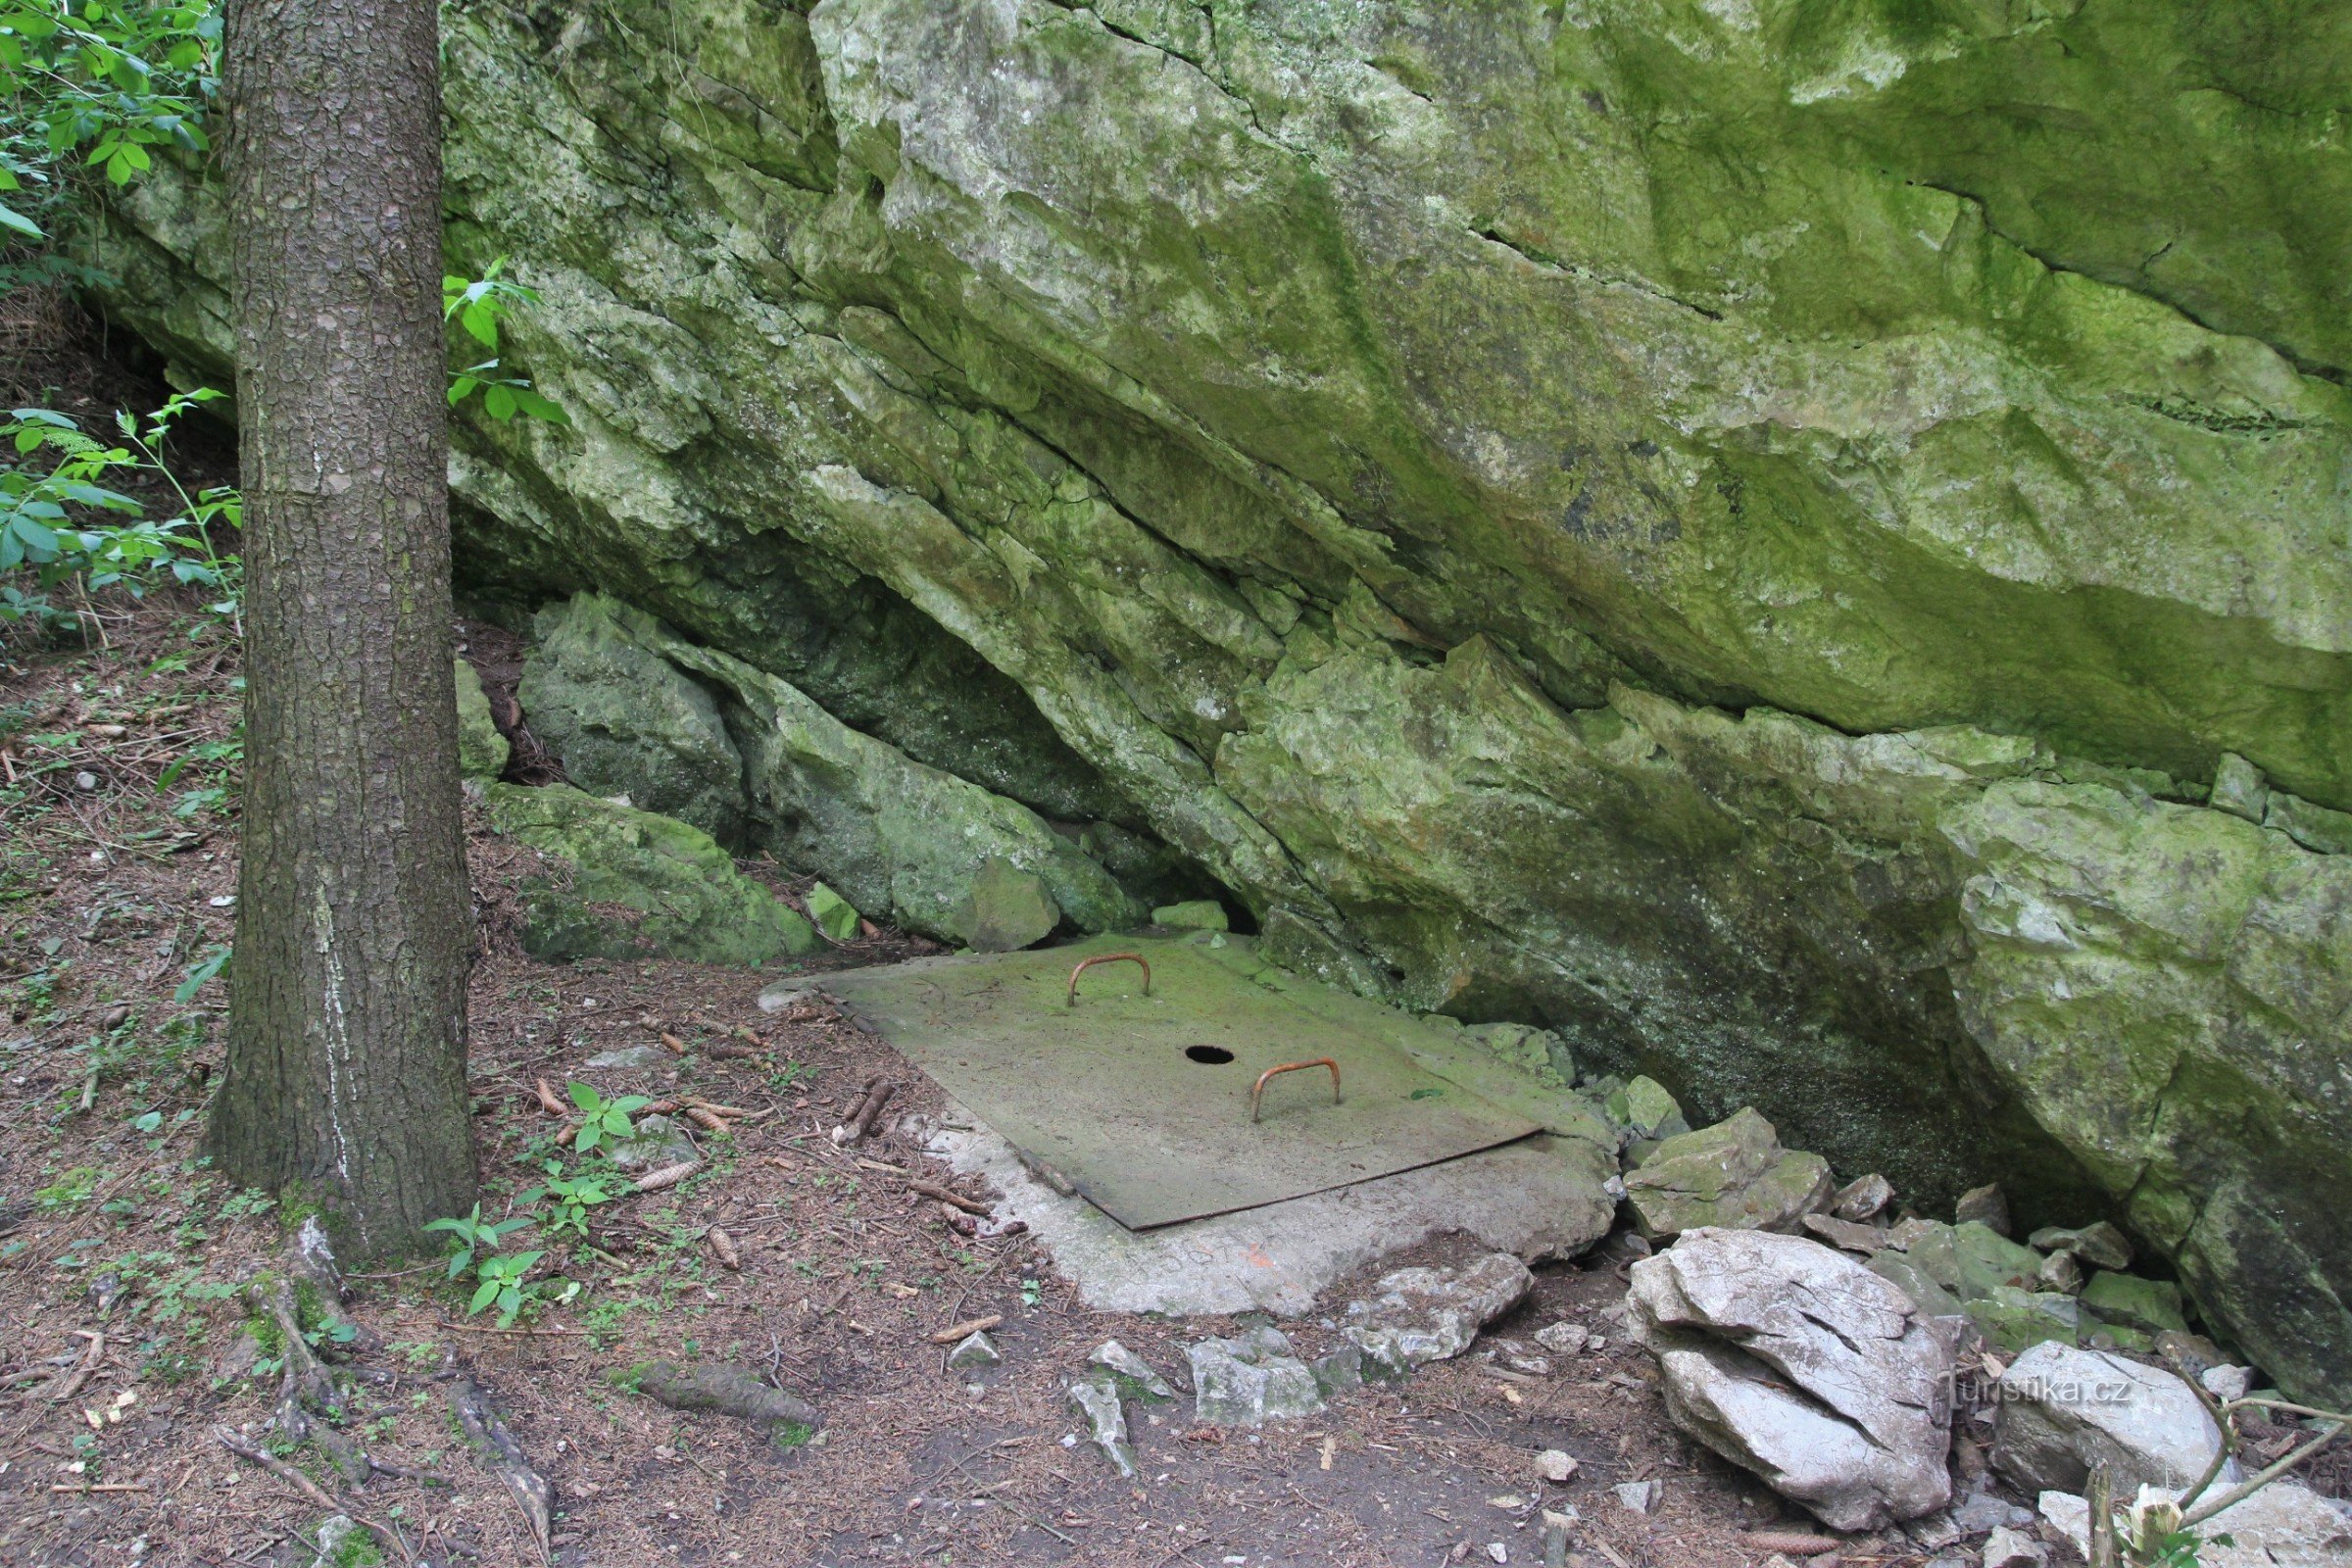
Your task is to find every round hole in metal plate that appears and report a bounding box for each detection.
[1184,1045,1236,1065]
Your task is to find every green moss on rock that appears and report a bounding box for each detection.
[486,783,816,966]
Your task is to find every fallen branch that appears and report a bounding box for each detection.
[909,1181,990,1217]
[45,1330,105,1404]
[451,1377,553,1564]
[929,1314,1003,1345]
[831,1080,896,1146]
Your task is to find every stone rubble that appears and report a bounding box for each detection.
[1621,1107,1835,1240]
[1628,1228,1957,1530]
[1341,1252,1533,1379]
[1992,1342,2229,1494]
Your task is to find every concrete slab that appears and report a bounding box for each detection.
[914,1102,1617,1317]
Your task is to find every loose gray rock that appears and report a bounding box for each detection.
[1612,1480,1658,1514]
[2200,1364,2253,1402]
[1951,1489,2034,1535]
[1537,1448,1577,1483]
[606,1112,698,1171]
[1623,1108,1834,1239]
[1343,1252,1533,1378]
[1066,1373,1139,1479]
[584,1044,670,1070]
[1980,1525,2044,1568]
[1187,1327,1326,1426]
[2035,1250,2083,1295]
[2039,1481,2352,1567]
[1802,1212,1889,1253]
[1087,1340,1176,1401]
[1992,1343,2227,1495]
[1629,1228,1958,1531]
[1534,1321,1590,1356]
[1834,1172,1895,1222]
[2025,1222,2132,1273]
[1954,1183,2012,1237]
[946,1331,1002,1370]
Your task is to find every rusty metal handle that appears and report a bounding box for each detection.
[1066,952,1151,1006]
[1250,1057,1342,1123]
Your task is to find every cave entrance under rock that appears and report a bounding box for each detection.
[823,934,1544,1231]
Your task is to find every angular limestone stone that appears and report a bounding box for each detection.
[953,856,1060,952]
[1186,1327,1325,1426]
[455,659,510,781]
[806,883,860,943]
[607,1113,698,1173]
[1833,1172,1894,1222]
[1086,1340,1175,1401]
[1534,1320,1590,1355]
[1802,1212,1891,1254]
[1992,1342,2225,1494]
[1954,1183,2012,1237]
[946,1331,1002,1369]
[1343,1252,1533,1378]
[1623,1108,1834,1239]
[1066,1373,1138,1478]
[2264,791,2352,856]
[584,1044,670,1071]
[2079,1271,2188,1335]
[1630,1228,1957,1531]
[2210,753,2271,823]
[1151,900,1228,931]
[2026,1222,2133,1273]
[2040,1481,2352,1568]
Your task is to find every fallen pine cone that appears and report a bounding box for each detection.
[659,1032,688,1055]
[534,1078,565,1116]
[633,1160,703,1194]
[706,1227,742,1270]
[683,1106,731,1134]
[1735,1532,1842,1557]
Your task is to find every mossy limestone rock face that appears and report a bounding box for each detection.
[84,0,2352,1399]
[454,659,509,781]
[486,783,816,966]
[524,595,1141,945]
[518,595,750,845]
[804,883,859,944]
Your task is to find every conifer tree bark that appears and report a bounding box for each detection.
[206,0,477,1252]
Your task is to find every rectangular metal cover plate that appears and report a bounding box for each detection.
[825,934,1542,1230]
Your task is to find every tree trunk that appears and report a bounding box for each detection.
[207,0,477,1254]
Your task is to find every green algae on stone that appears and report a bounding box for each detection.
[454,659,509,781]
[486,783,816,966]
[518,594,752,844]
[806,883,860,944]
[1623,1108,1834,1240]
[952,857,1060,953]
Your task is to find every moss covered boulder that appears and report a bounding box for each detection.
[486,783,816,966]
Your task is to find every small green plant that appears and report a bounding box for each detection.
[1019,1277,1043,1308]
[443,259,568,424]
[466,1250,547,1328]
[519,1160,612,1239]
[421,1202,528,1279]
[564,1082,649,1155]
[0,392,242,631]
